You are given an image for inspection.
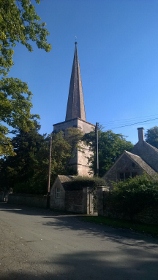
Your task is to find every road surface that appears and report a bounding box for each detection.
[0,202,158,280]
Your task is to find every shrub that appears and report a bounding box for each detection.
[107,174,158,221]
[63,176,105,190]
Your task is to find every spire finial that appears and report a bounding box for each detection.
[75,36,77,45]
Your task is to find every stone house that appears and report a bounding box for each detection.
[103,127,158,188]
[50,175,95,214]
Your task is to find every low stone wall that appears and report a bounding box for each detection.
[8,194,47,208]
[0,193,4,202]
[0,192,9,202]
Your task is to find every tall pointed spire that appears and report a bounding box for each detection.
[65,42,86,121]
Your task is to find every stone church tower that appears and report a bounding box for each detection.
[53,42,95,176]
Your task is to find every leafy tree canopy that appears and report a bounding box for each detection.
[52,128,84,179]
[0,0,51,76]
[63,176,106,190]
[0,127,83,194]
[0,121,49,194]
[0,0,51,156]
[84,129,133,176]
[145,126,158,149]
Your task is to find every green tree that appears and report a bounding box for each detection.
[51,128,84,179]
[0,0,51,156]
[0,78,39,155]
[51,131,72,179]
[0,121,49,194]
[0,127,83,194]
[0,0,51,76]
[145,126,158,149]
[84,129,133,176]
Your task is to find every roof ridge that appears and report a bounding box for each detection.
[125,151,157,175]
[125,150,140,158]
[145,141,158,152]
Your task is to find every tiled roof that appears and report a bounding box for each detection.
[132,141,158,172]
[58,175,74,184]
[146,142,158,152]
[125,151,157,176]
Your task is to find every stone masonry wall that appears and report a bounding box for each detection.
[104,154,144,188]
[53,118,95,134]
[7,194,47,208]
[77,141,93,176]
[54,118,94,176]
[50,178,65,210]
[65,190,85,213]
[53,119,78,133]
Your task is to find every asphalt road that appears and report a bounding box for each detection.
[0,202,158,280]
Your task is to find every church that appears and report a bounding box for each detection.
[53,43,95,176]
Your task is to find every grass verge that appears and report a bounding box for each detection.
[81,216,158,237]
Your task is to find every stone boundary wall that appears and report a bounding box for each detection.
[0,193,4,202]
[8,194,47,208]
[0,192,9,202]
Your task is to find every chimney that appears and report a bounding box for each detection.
[137,127,144,142]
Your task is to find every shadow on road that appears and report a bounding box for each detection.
[1,249,158,280]
[0,203,158,280]
[0,202,158,247]
[0,202,55,216]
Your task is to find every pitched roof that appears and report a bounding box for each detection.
[103,150,157,179]
[58,175,74,184]
[103,129,158,183]
[125,151,157,176]
[132,140,158,172]
[65,42,86,121]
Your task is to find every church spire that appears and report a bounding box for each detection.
[65,42,86,121]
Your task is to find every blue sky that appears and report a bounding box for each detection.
[9,0,158,144]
